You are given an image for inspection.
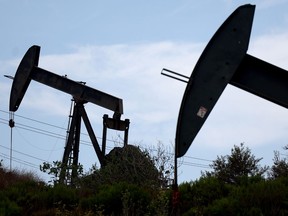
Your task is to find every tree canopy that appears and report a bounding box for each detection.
[204,143,268,184]
[269,150,288,179]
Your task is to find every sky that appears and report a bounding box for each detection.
[1,0,288,184]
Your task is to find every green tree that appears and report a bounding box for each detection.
[180,177,229,215]
[205,143,268,184]
[269,150,288,179]
[146,141,174,187]
[40,161,83,185]
[81,145,164,190]
[203,177,288,215]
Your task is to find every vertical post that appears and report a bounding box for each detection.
[124,119,130,146]
[9,112,15,171]
[71,103,82,184]
[172,143,180,215]
[102,114,108,156]
[59,102,80,184]
[174,147,178,186]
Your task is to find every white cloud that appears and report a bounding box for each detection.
[2,30,288,172]
[25,42,202,118]
[1,42,203,146]
[249,32,288,68]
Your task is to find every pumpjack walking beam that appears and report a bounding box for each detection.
[9,45,123,115]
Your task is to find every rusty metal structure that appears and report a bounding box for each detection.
[9,45,129,185]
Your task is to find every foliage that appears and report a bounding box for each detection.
[176,144,288,215]
[79,182,152,215]
[147,189,171,216]
[269,150,288,179]
[5,142,288,215]
[0,194,21,216]
[81,145,166,190]
[202,177,288,215]
[205,143,268,184]
[146,141,174,187]
[40,161,62,184]
[177,176,288,215]
[180,176,229,215]
[40,160,83,185]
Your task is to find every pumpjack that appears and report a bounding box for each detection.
[163,4,288,160]
[161,5,288,213]
[9,45,130,185]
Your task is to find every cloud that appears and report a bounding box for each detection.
[249,32,288,68]
[23,42,202,117]
[1,41,203,145]
[2,30,288,151]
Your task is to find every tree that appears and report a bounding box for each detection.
[81,144,165,189]
[269,150,288,179]
[40,161,83,185]
[146,141,174,187]
[205,143,268,184]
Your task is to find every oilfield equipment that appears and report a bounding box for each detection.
[7,4,288,196]
[9,45,130,185]
[162,4,288,188]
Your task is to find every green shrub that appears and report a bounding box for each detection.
[79,182,152,215]
[0,195,21,216]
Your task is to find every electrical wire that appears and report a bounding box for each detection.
[1,109,213,170]
[0,152,39,170]
[0,109,66,130]
[0,144,49,163]
[181,161,211,169]
[1,117,97,147]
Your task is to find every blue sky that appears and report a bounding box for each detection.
[1,0,288,183]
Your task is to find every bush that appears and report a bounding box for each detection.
[0,194,21,216]
[79,182,152,215]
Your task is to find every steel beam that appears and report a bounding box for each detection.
[9,45,123,115]
[231,54,288,109]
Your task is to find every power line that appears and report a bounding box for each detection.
[0,111,117,144]
[181,161,211,169]
[1,116,100,147]
[0,152,39,170]
[1,109,214,169]
[184,155,213,162]
[0,144,49,163]
[0,109,66,130]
